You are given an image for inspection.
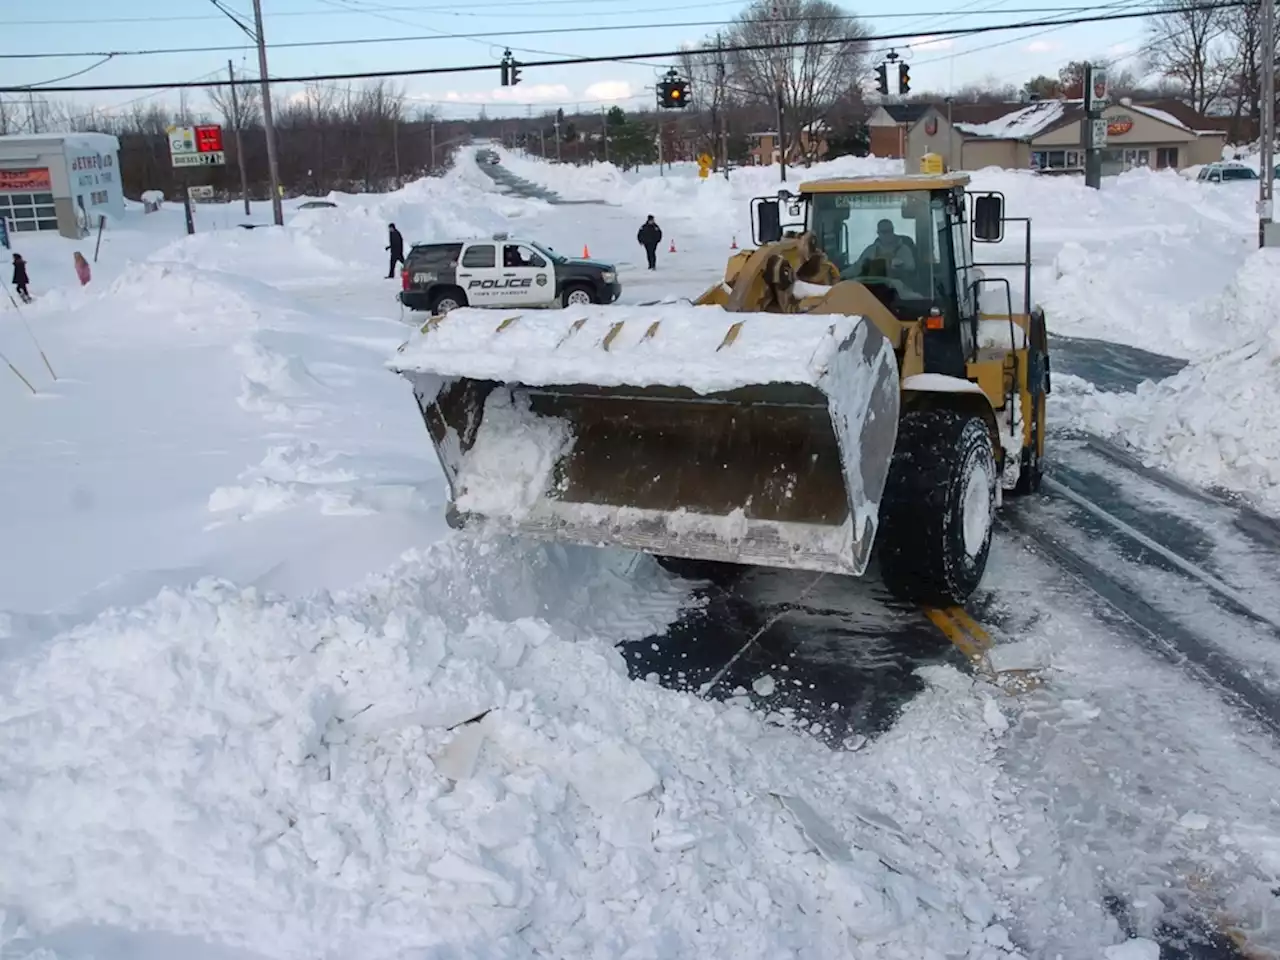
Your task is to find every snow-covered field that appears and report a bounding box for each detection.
[3,143,1280,959]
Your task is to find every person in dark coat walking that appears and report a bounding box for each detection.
[637,215,662,270]
[11,253,31,302]
[386,223,405,278]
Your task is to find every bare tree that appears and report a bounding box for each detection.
[723,0,869,164]
[1143,0,1231,112]
[206,77,261,130]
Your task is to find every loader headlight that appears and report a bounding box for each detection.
[602,270,616,283]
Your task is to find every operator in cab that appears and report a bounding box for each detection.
[851,218,917,278]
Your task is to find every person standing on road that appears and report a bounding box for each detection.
[386,223,405,279]
[637,215,662,270]
[12,253,31,302]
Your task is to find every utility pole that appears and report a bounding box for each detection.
[771,6,787,182]
[251,0,284,226]
[27,92,38,134]
[393,117,401,184]
[430,121,437,174]
[540,127,546,158]
[1259,0,1277,246]
[228,61,251,215]
[1082,62,1106,190]
[716,33,729,181]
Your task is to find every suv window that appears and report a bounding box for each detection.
[1221,165,1258,180]
[504,243,547,268]
[411,243,462,267]
[462,244,495,268]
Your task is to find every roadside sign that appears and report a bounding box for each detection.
[167,123,226,168]
[173,151,226,167]
[1091,118,1108,148]
[187,184,215,201]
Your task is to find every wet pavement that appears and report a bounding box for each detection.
[620,567,964,748]
[1049,333,1188,393]
[475,148,609,205]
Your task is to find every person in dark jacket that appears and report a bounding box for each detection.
[386,223,405,278]
[12,253,30,302]
[637,215,662,270]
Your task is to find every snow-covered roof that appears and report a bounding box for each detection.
[954,100,1067,141]
[0,131,121,152]
[1121,104,1187,134]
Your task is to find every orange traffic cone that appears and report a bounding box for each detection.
[582,243,590,257]
[669,239,677,253]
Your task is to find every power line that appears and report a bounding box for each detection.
[0,4,1182,61]
[0,2,1246,95]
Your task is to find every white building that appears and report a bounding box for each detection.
[0,132,126,240]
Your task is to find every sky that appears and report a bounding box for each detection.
[1,0,1150,121]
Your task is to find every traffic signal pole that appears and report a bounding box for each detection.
[1260,0,1277,246]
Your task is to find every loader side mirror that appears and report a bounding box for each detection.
[972,194,1004,242]
[755,199,782,244]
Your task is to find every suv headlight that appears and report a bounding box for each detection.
[601,270,616,283]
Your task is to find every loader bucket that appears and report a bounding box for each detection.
[389,304,901,577]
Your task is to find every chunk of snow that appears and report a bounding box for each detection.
[1103,938,1161,960]
[751,674,777,696]
[1178,811,1211,830]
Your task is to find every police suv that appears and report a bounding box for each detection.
[398,233,621,314]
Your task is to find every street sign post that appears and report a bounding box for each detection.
[167,124,225,235]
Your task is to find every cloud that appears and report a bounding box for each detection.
[583,81,635,102]
[1025,40,1059,53]
[911,35,954,50]
[1107,41,1136,56]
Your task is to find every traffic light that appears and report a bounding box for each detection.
[500,48,521,87]
[875,64,889,95]
[898,62,910,95]
[657,70,690,109]
[658,79,690,108]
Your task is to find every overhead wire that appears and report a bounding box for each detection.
[0,1,1247,94]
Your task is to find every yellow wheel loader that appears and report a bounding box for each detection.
[389,172,1050,606]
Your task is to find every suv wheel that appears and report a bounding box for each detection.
[430,288,467,314]
[562,285,595,308]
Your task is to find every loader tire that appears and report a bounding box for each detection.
[877,410,995,606]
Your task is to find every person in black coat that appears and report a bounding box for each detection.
[386,223,405,278]
[637,215,662,270]
[12,253,30,302]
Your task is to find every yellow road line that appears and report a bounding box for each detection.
[924,606,991,663]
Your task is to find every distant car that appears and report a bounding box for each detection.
[297,200,338,209]
[1197,162,1259,183]
[399,233,621,314]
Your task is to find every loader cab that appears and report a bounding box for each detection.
[752,174,1016,375]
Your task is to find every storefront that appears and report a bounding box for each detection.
[0,132,125,240]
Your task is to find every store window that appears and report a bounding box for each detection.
[1031,150,1083,170]
[1156,147,1179,169]
[0,192,58,232]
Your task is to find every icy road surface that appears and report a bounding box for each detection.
[2,146,1280,959]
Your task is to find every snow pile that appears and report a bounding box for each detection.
[1057,248,1280,512]
[454,391,577,518]
[392,303,886,395]
[487,143,902,215]
[0,536,1022,960]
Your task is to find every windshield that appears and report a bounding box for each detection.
[530,241,567,263]
[1221,166,1258,180]
[809,189,954,318]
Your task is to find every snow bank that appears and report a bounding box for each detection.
[487,144,903,216]
[0,535,1021,960]
[1056,248,1280,513]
